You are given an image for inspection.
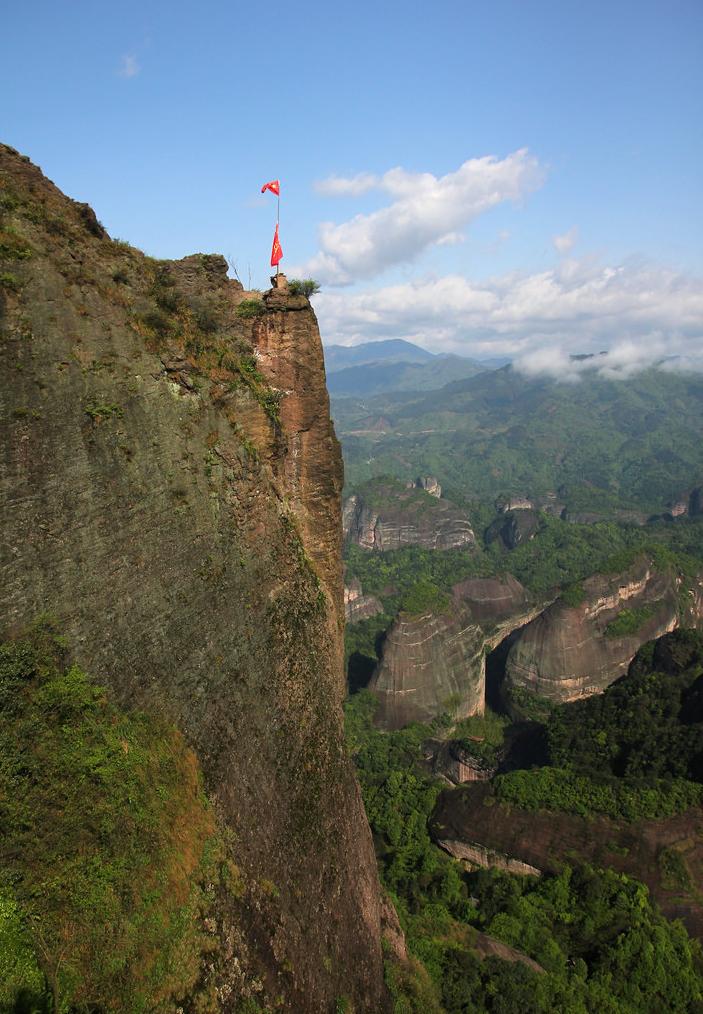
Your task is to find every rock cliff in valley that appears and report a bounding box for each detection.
[369,575,538,729]
[0,145,386,1011]
[344,576,383,624]
[504,557,679,703]
[343,478,475,551]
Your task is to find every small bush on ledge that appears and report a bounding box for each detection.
[288,278,320,298]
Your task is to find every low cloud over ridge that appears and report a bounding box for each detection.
[299,150,544,285]
[314,257,703,377]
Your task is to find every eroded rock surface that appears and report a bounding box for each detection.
[505,557,679,702]
[343,479,474,551]
[485,509,540,549]
[0,145,385,1011]
[370,576,539,728]
[344,576,383,624]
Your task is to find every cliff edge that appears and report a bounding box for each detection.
[0,145,386,1011]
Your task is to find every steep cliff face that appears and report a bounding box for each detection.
[344,576,383,624]
[0,146,385,1011]
[369,576,537,729]
[504,557,679,703]
[343,478,475,551]
[485,509,540,549]
[369,606,486,728]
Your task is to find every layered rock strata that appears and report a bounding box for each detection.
[343,480,474,551]
[0,146,385,1011]
[344,576,383,624]
[369,575,539,728]
[504,557,679,703]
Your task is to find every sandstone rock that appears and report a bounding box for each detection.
[344,577,383,624]
[436,838,542,877]
[0,144,385,1011]
[369,576,539,729]
[431,740,496,784]
[406,475,442,498]
[485,508,540,549]
[370,607,486,728]
[504,557,680,703]
[343,479,474,552]
[496,495,533,512]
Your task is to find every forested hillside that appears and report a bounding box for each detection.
[334,365,703,515]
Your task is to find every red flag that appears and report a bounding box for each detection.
[261,179,280,196]
[270,224,283,266]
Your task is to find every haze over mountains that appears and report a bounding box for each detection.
[323,338,508,396]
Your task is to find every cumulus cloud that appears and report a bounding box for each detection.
[298,150,544,285]
[553,226,578,254]
[314,257,703,377]
[118,53,140,78]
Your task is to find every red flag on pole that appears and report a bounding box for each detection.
[270,224,283,266]
[261,179,280,196]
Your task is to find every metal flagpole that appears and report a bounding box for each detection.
[276,190,280,279]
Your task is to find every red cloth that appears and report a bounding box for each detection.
[270,224,283,266]
[261,179,280,196]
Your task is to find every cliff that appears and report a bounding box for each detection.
[431,782,703,941]
[0,146,386,1011]
[343,478,475,551]
[504,557,679,703]
[369,575,538,729]
[344,576,383,624]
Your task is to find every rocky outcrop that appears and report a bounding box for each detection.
[437,838,542,877]
[370,607,486,729]
[0,146,385,1011]
[343,479,474,551]
[406,475,442,498]
[504,557,680,703]
[344,576,383,624]
[431,740,496,784]
[432,781,703,941]
[485,509,540,549]
[369,576,539,728]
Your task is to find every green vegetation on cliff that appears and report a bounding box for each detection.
[0,622,231,1013]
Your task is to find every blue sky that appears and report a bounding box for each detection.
[3,0,702,367]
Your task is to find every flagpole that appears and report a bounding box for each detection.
[276,190,280,279]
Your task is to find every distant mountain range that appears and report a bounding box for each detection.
[333,363,703,516]
[322,339,509,396]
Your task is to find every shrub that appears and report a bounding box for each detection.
[288,278,320,298]
[236,299,264,319]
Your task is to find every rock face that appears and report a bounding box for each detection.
[370,607,486,728]
[343,479,474,551]
[0,146,385,1011]
[406,475,442,498]
[485,509,540,549]
[344,576,383,624]
[505,557,679,703]
[431,740,496,784]
[369,575,538,729]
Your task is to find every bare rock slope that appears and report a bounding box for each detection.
[505,557,680,703]
[343,478,475,551]
[370,575,540,728]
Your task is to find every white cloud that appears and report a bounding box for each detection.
[553,226,578,254]
[314,173,379,197]
[298,150,545,285]
[314,257,703,376]
[118,54,140,79]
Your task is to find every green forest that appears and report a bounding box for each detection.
[344,636,703,1013]
[333,366,703,516]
